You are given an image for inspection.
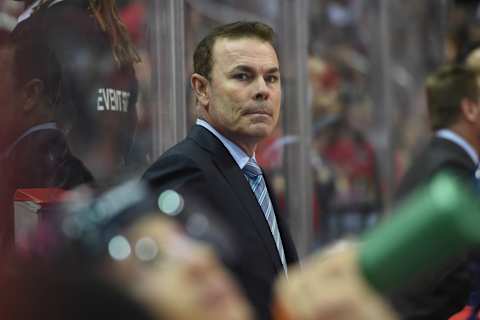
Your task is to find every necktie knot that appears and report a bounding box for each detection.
[243,159,262,179]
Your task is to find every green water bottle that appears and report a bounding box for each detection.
[359,173,480,293]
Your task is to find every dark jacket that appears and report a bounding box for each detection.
[392,136,475,320]
[142,125,299,320]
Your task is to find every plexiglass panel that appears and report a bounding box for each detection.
[307,0,447,247]
[0,0,454,255]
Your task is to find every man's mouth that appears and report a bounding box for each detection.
[244,108,272,117]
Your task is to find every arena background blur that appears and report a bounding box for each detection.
[0,0,477,257]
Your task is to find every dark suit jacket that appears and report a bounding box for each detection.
[0,127,94,252]
[142,125,298,320]
[392,136,475,319]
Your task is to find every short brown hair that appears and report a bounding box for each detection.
[193,21,277,80]
[426,64,479,130]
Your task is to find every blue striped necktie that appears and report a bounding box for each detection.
[243,158,287,273]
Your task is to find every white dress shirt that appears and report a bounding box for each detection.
[196,118,254,170]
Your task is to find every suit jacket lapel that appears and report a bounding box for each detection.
[188,125,284,270]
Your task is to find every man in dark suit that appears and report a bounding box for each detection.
[143,21,298,319]
[392,65,480,319]
[0,36,93,252]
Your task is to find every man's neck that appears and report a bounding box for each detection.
[214,127,258,156]
[197,118,258,156]
[230,137,256,157]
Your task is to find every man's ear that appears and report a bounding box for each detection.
[461,97,480,123]
[191,73,210,109]
[20,79,44,112]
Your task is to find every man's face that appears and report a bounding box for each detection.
[201,37,281,151]
[0,46,20,151]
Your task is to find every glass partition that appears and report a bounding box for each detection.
[0,0,453,255]
[306,0,448,247]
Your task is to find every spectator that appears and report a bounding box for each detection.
[0,36,93,252]
[393,65,480,319]
[12,0,142,185]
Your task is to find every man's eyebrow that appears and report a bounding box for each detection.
[229,65,255,73]
[229,65,280,73]
[265,67,280,74]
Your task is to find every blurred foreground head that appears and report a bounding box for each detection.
[273,173,480,320]
[273,242,398,320]
[24,182,253,320]
[104,214,253,320]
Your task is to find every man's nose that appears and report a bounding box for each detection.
[253,77,270,101]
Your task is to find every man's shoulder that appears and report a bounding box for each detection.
[404,137,471,168]
[142,135,208,179]
[9,129,63,157]
[395,137,475,202]
[423,136,475,169]
[141,126,232,189]
[156,133,208,162]
[152,125,222,162]
[8,129,93,189]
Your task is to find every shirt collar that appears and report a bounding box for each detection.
[436,129,479,165]
[196,119,253,169]
[0,122,59,160]
[17,0,65,24]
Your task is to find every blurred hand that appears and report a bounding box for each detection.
[273,241,399,320]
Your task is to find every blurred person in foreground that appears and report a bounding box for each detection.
[393,65,480,319]
[19,181,396,320]
[103,213,253,320]
[18,182,254,320]
[142,21,298,319]
[12,0,142,185]
[274,241,399,320]
[0,36,93,252]
[272,172,480,320]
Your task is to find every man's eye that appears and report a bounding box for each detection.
[266,75,279,83]
[233,73,250,81]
